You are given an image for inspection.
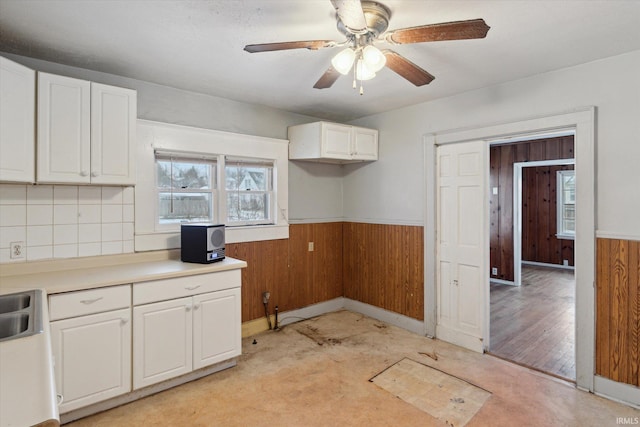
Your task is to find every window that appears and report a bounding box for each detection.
[225,158,274,226]
[556,169,575,239]
[155,154,216,227]
[154,153,275,229]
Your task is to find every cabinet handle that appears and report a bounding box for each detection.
[185,285,201,291]
[185,305,192,312]
[80,171,89,177]
[453,280,459,286]
[193,303,200,310]
[121,318,129,324]
[80,297,103,304]
[57,393,64,405]
[91,171,99,177]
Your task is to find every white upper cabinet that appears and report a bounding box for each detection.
[288,121,378,164]
[37,72,136,185]
[0,56,35,183]
[91,83,136,185]
[37,72,91,183]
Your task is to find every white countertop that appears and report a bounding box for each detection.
[0,256,247,295]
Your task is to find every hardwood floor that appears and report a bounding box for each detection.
[489,265,575,381]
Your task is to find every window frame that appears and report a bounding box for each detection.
[556,169,575,240]
[222,157,275,227]
[154,154,218,231]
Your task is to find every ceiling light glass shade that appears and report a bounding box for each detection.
[362,45,386,72]
[355,59,376,81]
[331,48,356,75]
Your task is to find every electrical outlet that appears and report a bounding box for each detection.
[308,242,314,252]
[10,241,25,259]
[491,267,498,275]
[563,259,569,266]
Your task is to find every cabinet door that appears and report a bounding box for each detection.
[37,72,91,183]
[352,127,378,161]
[91,83,136,185]
[192,288,242,370]
[321,123,352,160]
[0,57,35,183]
[50,308,131,413]
[133,298,193,389]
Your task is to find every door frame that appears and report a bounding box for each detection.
[513,157,575,287]
[423,107,595,392]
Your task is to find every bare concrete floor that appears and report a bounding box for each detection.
[69,310,638,427]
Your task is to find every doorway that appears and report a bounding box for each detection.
[423,108,595,392]
[487,137,576,381]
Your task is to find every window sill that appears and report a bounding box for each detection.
[556,233,575,241]
[135,224,289,251]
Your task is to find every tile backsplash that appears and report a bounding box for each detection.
[0,184,134,263]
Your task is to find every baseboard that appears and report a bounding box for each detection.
[490,278,516,286]
[242,297,427,337]
[522,260,575,270]
[343,298,425,335]
[594,375,640,409]
[242,298,346,337]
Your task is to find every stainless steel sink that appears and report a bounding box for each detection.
[0,290,43,342]
[0,293,31,314]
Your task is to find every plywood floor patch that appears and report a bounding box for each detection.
[370,358,492,427]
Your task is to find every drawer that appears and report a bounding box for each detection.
[49,285,131,321]
[134,270,241,306]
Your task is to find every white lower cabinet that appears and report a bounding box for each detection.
[193,289,242,369]
[133,287,241,390]
[132,297,193,389]
[50,307,131,413]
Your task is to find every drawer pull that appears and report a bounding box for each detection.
[185,285,201,291]
[193,303,200,310]
[80,297,104,305]
[185,305,192,312]
[57,393,64,405]
[121,318,129,324]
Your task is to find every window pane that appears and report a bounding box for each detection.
[157,160,212,189]
[563,220,575,232]
[563,205,575,220]
[227,193,270,222]
[225,166,270,191]
[158,192,211,224]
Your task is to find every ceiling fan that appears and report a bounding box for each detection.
[244,0,490,94]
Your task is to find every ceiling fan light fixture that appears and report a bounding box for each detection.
[362,45,386,72]
[355,59,376,81]
[331,48,356,75]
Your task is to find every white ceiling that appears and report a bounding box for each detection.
[1,0,639,121]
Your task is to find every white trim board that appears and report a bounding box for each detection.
[593,376,640,409]
[423,107,595,393]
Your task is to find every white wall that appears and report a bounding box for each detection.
[347,50,640,238]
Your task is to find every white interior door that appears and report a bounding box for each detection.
[436,140,488,353]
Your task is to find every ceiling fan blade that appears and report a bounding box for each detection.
[244,40,335,53]
[314,66,342,89]
[331,0,368,34]
[382,50,435,86]
[386,19,490,44]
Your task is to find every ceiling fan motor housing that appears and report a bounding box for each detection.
[337,1,391,38]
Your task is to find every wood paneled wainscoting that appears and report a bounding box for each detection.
[228,222,424,324]
[596,237,640,387]
[343,222,424,320]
